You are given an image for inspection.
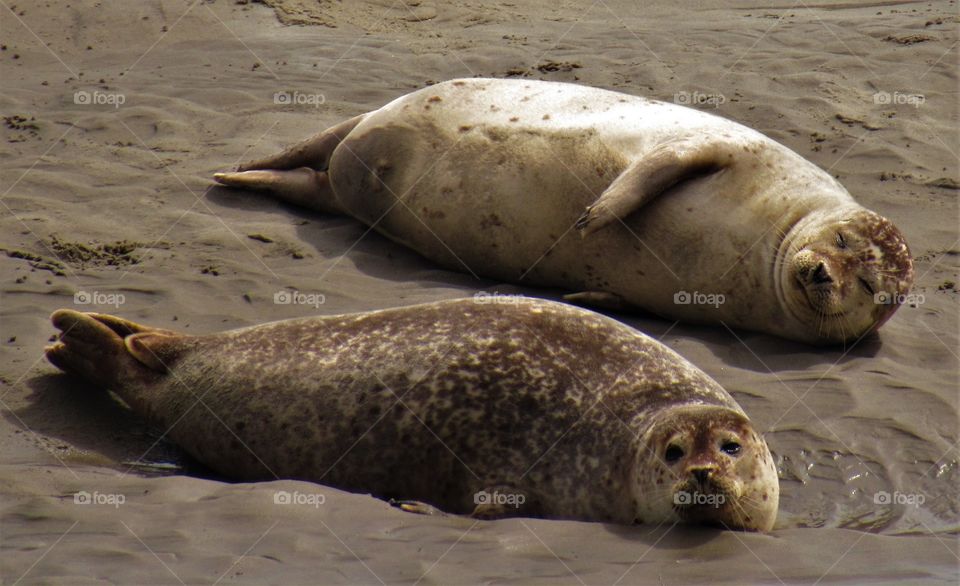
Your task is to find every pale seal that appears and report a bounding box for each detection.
[46,297,779,531]
[214,78,913,345]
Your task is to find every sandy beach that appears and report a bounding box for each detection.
[1,0,957,583]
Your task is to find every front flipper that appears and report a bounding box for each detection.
[576,137,735,236]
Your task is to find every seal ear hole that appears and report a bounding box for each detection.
[665,445,684,463]
[720,441,741,456]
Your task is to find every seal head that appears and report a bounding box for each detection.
[783,207,914,344]
[635,404,779,532]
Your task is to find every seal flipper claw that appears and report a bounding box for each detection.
[577,138,733,236]
[389,499,447,517]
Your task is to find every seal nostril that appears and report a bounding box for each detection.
[811,262,832,285]
[692,468,711,485]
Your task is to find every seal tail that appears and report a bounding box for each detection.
[46,310,185,404]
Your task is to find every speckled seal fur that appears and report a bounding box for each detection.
[214,78,913,345]
[46,297,778,531]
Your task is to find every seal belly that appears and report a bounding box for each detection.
[331,108,629,283]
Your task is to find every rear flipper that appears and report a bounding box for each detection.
[213,114,366,214]
[213,168,339,214]
[236,114,366,173]
[212,114,367,214]
[45,310,183,403]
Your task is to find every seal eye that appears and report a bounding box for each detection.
[721,441,741,456]
[665,445,684,463]
[835,232,847,249]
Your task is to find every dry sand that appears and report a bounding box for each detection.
[1,0,958,583]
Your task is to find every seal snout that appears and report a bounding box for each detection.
[679,462,728,500]
[795,252,835,288]
[809,261,832,285]
[690,465,717,486]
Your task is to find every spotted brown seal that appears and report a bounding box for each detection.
[46,297,778,530]
[214,78,913,344]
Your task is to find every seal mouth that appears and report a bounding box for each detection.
[791,249,851,323]
[796,276,842,316]
[672,479,733,523]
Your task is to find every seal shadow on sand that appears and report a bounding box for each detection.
[11,373,216,479]
[207,184,883,371]
[207,184,489,291]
